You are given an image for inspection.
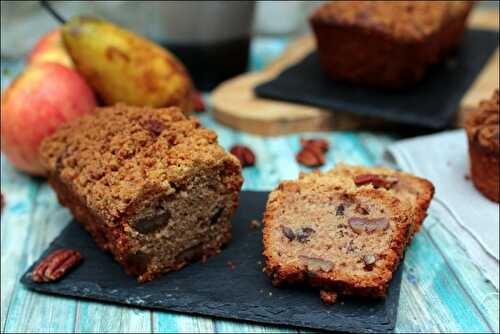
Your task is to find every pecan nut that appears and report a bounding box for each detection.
[354,174,399,189]
[348,217,389,234]
[230,145,256,167]
[296,147,325,167]
[320,290,338,305]
[192,90,205,113]
[300,138,330,153]
[32,249,82,283]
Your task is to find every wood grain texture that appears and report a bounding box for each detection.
[212,9,499,136]
[1,37,498,334]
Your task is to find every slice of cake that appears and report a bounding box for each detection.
[263,165,434,300]
[263,172,416,299]
[40,104,243,282]
[328,163,434,233]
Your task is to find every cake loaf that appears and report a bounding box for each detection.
[40,104,243,282]
[310,1,473,89]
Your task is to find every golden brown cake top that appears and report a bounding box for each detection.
[310,1,473,41]
[466,90,500,152]
[40,104,241,224]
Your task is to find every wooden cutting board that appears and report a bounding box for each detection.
[212,9,499,136]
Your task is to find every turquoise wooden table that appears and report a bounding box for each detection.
[1,38,498,333]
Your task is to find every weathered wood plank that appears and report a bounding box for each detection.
[425,216,499,332]
[76,301,151,333]
[395,227,491,333]
[328,132,374,166]
[1,157,43,330]
[154,312,215,333]
[214,319,296,333]
[2,182,77,333]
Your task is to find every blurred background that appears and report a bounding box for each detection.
[2,1,497,89]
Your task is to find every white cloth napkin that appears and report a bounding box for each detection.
[387,129,499,289]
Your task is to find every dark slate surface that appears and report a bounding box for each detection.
[255,29,499,129]
[21,191,403,333]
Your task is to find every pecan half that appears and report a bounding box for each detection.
[296,147,325,167]
[348,217,389,234]
[192,90,205,113]
[354,174,399,189]
[32,249,82,283]
[300,138,330,153]
[230,145,256,167]
[320,290,338,305]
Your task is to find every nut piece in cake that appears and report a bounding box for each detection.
[263,171,417,299]
[310,1,473,89]
[465,89,500,202]
[40,104,243,282]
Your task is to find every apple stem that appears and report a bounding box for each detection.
[40,1,66,24]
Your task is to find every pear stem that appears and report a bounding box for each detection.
[40,1,66,24]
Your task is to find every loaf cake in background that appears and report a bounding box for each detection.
[465,89,499,202]
[310,1,474,89]
[40,104,243,282]
[262,165,434,301]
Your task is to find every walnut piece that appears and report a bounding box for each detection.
[348,217,389,234]
[230,145,256,167]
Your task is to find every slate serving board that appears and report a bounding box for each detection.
[255,29,499,129]
[21,191,403,333]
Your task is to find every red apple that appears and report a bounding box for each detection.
[28,29,74,68]
[1,63,97,175]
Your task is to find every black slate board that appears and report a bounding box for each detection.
[21,191,403,333]
[255,29,499,129]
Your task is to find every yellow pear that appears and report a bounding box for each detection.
[62,16,193,112]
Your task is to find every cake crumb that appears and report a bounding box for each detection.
[464,174,470,180]
[227,261,237,270]
[320,290,338,305]
[250,219,261,230]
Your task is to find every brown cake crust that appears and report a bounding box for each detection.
[465,90,499,202]
[310,1,473,89]
[262,171,416,299]
[40,104,243,282]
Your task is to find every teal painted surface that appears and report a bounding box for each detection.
[1,38,498,333]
